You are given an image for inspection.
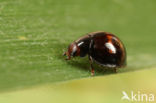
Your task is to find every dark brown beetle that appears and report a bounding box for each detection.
[63,31,126,75]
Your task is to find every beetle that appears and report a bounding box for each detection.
[63,31,126,75]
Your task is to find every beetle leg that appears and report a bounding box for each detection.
[114,68,117,73]
[65,56,71,60]
[88,56,94,76]
[91,66,95,76]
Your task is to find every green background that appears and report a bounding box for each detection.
[0,0,156,102]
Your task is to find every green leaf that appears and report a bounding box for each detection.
[0,0,156,92]
[0,68,156,103]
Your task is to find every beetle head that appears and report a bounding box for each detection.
[63,42,80,60]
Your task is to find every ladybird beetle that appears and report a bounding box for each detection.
[63,31,126,75]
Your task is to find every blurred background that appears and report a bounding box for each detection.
[0,0,156,103]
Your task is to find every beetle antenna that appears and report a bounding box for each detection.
[63,52,66,56]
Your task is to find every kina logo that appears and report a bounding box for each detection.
[121,91,155,102]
